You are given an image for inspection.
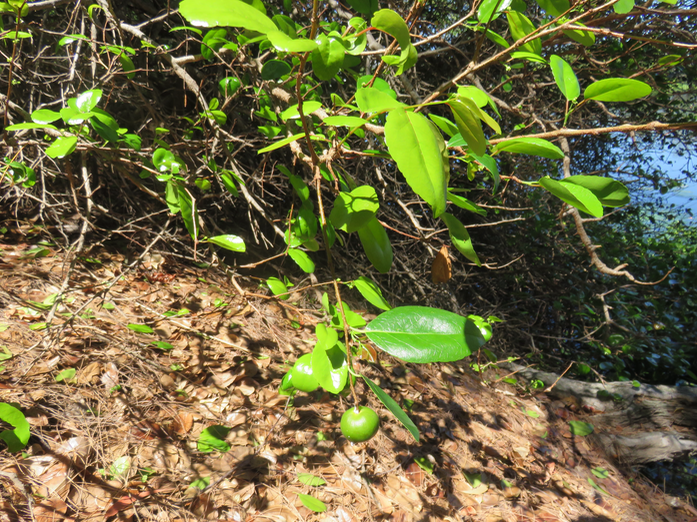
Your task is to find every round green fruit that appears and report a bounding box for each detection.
[290,354,319,392]
[340,406,380,443]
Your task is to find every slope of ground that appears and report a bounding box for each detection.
[0,242,695,522]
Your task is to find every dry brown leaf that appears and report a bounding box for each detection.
[405,461,424,487]
[431,245,452,284]
[33,499,69,522]
[170,412,194,434]
[77,361,102,385]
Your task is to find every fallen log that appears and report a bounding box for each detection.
[499,362,697,464]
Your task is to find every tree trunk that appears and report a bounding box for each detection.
[500,363,697,464]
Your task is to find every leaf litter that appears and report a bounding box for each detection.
[0,243,692,522]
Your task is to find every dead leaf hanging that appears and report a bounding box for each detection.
[431,245,452,284]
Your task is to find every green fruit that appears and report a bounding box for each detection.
[290,354,319,392]
[340,406,380,443]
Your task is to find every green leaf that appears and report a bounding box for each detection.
[539,176,603,217]
[258,133,305,153]
[198,425,231,453]
[449,98,487,156]
[312,33,345,81]
[550,54,580,101]
[346,0,378,15]
[357,217,393,273]
[267,30,317,52]
[568,420,594,436]
[365,306,488,363]
[261,59,291,81]
[440,212,480,265]
[491,137,564,159]
[128,323,154,334]
[477,0,511,23]
[355,87,405,113]
[31,109,61,124]
[151,341,174,351]
[363,375,419,442]
[562,175,629,207]
[267,277,290,300]
[297,493,327,513]
[457,85,499,116]
[119,54,136,79]
[207,234,246,252]
[535,0,569,16]
[76,89,102,112]
[55,368,76,382]
[323,115,369,128]
[510,51,548,64]
[179,0,277,33]
[447,191,487,216]
[506,11,541,55]
[428,114,459,137]
[350,276,391,311]
[91,115,119,143]
[613,0,634,13]
[288,249,315,273]
[0,403,30,452]
[45,136,78,159]
[414,456,434,474]
[591,467,610,479]
[584,78,651,102]
[297,473,326,486]
[311,339,348,394]
[562,22,596,46]
[371,9,410,49]
[6,122,58,131]
[177,186,199,241]
[329,185,379,233]
[385,109,448,217]
[58,34,89,46]
[278,165,311,208]
[219,77,242,97]
[280,101,322,120]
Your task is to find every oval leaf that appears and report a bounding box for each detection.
[357,217,393,273]
[569,420,594,436]
[288,248,315,273]
[45,136,78,159]
[0,403,30,452]
[297,493,327,513]
[356,87,405,113]
[365,306,487,363]
[562,175,629,207]
[584,78,652,102]
[449,98,487,156]
[550,54,580,101]
[207,234,246,252]
[440,212,481,266]
[539,176,603,217]
[492,137,564,159]
[329,185,379,233]
[267,30,317,52]
[179,0,277,33]
[385,109,448,217]
[350,276,391,311]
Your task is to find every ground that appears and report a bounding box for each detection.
[0,241,695,522]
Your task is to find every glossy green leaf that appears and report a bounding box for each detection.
[201,28,228,61]
[128,323,154,334]
[280,101,322,120]
[0,403,30,452]
[449,98,487,156]
[76,89,102,112]
[657,54,683,67]
[267,30,317,52]
[357,75,397,98]
[297,473,326,486]
[568,420,594,436]
[550,54,580,100]
[288,248,315,273]
[267,277,290,300]
[58,34,89,46]
[447,191,487,216]
[165,181,180,214]
[312,33,345,80]
[198,425,231,453]
[491,137,564,159]
[357,217,393,273]
[535,0,569,16]
[345,17,368,55]
[613,0,634,13]
[118,54,136,79]
[6,122,58,131]
[584,78,652,102]
[329,185,379,233]
[429,114,459,137]
[297,493,327,513]
[323,115,368,128]
[45,136,78,159]
[207,234,246,252]
[91,115,119,143]
[31,109,61,124]
[219,77,242,97]
[477,0,511,23]
[179,0,277,33]
[562,175,629,207]
[350,276,391,311]
[506,11,541,55]
[355,87,404,113]
[371,9,410,49]
[457,85,499,116]
[177,185,199,240]
[261,59,291,81]
[385,109,448,217]
[440,212,481,266]
[562,22,595,46]
[278,165,311,208]
[365,306,488,363]
[220,171,239,197]
[363,374,419,442]
[539,176,603,217]
[311,339,348,394]
[258,133,305,153]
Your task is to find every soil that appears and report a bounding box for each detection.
[0,241,695,522]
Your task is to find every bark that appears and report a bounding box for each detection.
[500,363,697,464]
